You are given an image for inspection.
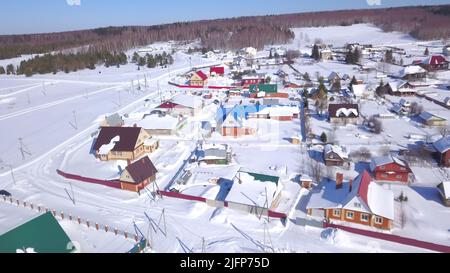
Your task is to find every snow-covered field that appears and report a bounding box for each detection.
[1,24,450,253]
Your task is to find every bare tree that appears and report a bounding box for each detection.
[309,159,324,184]
[409,102,423,116]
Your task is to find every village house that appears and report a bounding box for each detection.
[101,113,124,127]
[232,56,248,68]
[241,73,266,87]
[93,126,152,162]
[352,84,369,98]
[189,70,208,86]
[328,72,340,84]
[370,155,412,184]
[437,181,450,207]
[306,171,394,230]
[137,113,186,136]
[226,170,282,212]
[323,144,350,167]
[215,106,256,138]
[396,65,427,81]
[210,66,225,77]
[417,54,449,71]
[320,48,333,60]
[197,144,230,165]
[328,103,360,125]
[381,81,416,96]
[299,174,314,189]
[155,94,204,117]
[119,156,158,193]
[430,136,450,167]
[390,99,412,116]
[419,111,448,126]
[444,45,450,56]
[204,51,216,59]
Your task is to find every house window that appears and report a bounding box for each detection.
[346,211,354,219]
[354,202,361,208]
[380,166,385,170]
[333,209,341,217]
[374,216,383,224]
[361,214,369,222]
[396,175,402,179]
[400,167,406,171]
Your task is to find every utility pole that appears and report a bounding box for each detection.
[27,93,31,104]
[201,237,206,253]
[18,138,32,160]
[42,81,47,96]
[8,165,16,185]
[72,110,78,130]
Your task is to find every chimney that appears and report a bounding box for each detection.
[349,179,353,192]
[133,123,137,127]
[336,173,343,189]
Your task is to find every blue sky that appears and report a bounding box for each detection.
[1,0,449,35]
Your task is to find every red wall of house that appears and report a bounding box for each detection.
[374,162,410,183]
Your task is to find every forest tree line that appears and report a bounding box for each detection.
[1,5,449,61]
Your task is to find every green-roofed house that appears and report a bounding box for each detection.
[249,84,278,94]
[225,170,283,214]
[0,212,76,253]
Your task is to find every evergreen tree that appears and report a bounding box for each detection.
[424,47,429,56]
[138,56,146,67]
[167,54,174,65]
[269,50,273,59]
[311,44,320,61]
[132,52,140,63]
[385,50,393,64]
[0,66,5,74]
[303,72,310,82]
[350,76,358,88]
[6,64,15,75]
[320,132,328,143]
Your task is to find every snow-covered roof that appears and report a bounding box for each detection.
[137,114,180,130]
[366,178,395,220]
[328,104,359,118]
[256,106,299,117]
[171,94,203,109]
[388,80,412,92]
[438,181,450,199]
[398,65,427,77]
[352,84,367,96]
[433,136,450,153]
[421,55,449,65]
[98,136,120,155]
[370,155,407,171]
[419,111,447,122]
[226,172,279,208]
[324,144,349,160]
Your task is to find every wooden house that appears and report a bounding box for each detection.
[418,55,449,71]
[419,112,447,126]
[307,171,394,230]
[437,181,450,207]
[370,155,411,184]
[431,136,450,167]
[119,156,158,192]
[93,126,151,162]
[324,144,349,167]
[328,103,359,125]
[190,71,208,86]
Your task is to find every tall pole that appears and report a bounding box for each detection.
[72,111,78,130]
[9,165,16,185]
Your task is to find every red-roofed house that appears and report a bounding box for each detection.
[190,71,208,86]
[210,66,225,77]
[119,156,158,192]
[370,155,412,184]
[306,171,394,230]
[419,54,449,71]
